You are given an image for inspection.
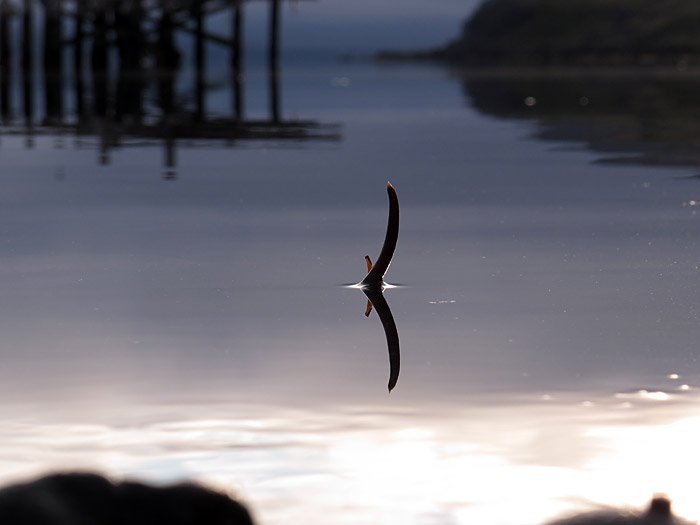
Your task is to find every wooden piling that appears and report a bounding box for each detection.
[268,0,280,123]
[194,0,205,119]
[22,0,34,122]
[164,132,176,179]
[115,0,144,120]
[0,0,11,120]
[158,0,177,114]
[91,3,109,117]
[43,0,64,123]
[74,0,85,116]
[232,0,243,120]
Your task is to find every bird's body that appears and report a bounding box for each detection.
[360,182,399,288]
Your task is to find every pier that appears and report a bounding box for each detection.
[0,0,340,175]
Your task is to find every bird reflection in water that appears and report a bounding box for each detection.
[356,182,401,392]
[362,283,401,392]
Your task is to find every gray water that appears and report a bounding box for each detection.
[2,57,700,525]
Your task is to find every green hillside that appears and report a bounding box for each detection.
[434,0,700,66]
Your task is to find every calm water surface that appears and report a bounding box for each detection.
[2,60,700,525]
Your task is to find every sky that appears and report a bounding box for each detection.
[209,0,482,61]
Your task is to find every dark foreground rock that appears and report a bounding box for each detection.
[0,472,254,525]
[545,497,693,525]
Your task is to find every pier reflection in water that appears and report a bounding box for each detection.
[0,0,339,176]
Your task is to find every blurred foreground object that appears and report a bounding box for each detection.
[545,496,693,525]
[0,472,254,525]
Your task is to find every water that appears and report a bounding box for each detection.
[2,50,700,524]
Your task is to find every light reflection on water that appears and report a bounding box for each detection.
[1,386,700,525]
[2,61,700,524]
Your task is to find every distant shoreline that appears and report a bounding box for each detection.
[370,58,700,78]
[374,0,700,70]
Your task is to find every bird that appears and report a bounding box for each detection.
[358,182,400,392]
[360,181,399,289]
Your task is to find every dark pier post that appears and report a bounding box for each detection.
[0,0,11,121]
[158,0,178,180]
[115,0,144,120]
[91,3,109,117]
[43,0,64,124]
[193,0,205,120]
[231,0,243,121]
[74,0,85,116]
[163,131,176,179]
[268,0,280,123]
[157,0,178,115]
[22,0,34,130]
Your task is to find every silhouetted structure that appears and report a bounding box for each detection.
[0,472,255,525]
[358,183,401,392]
[0,0,340,174]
